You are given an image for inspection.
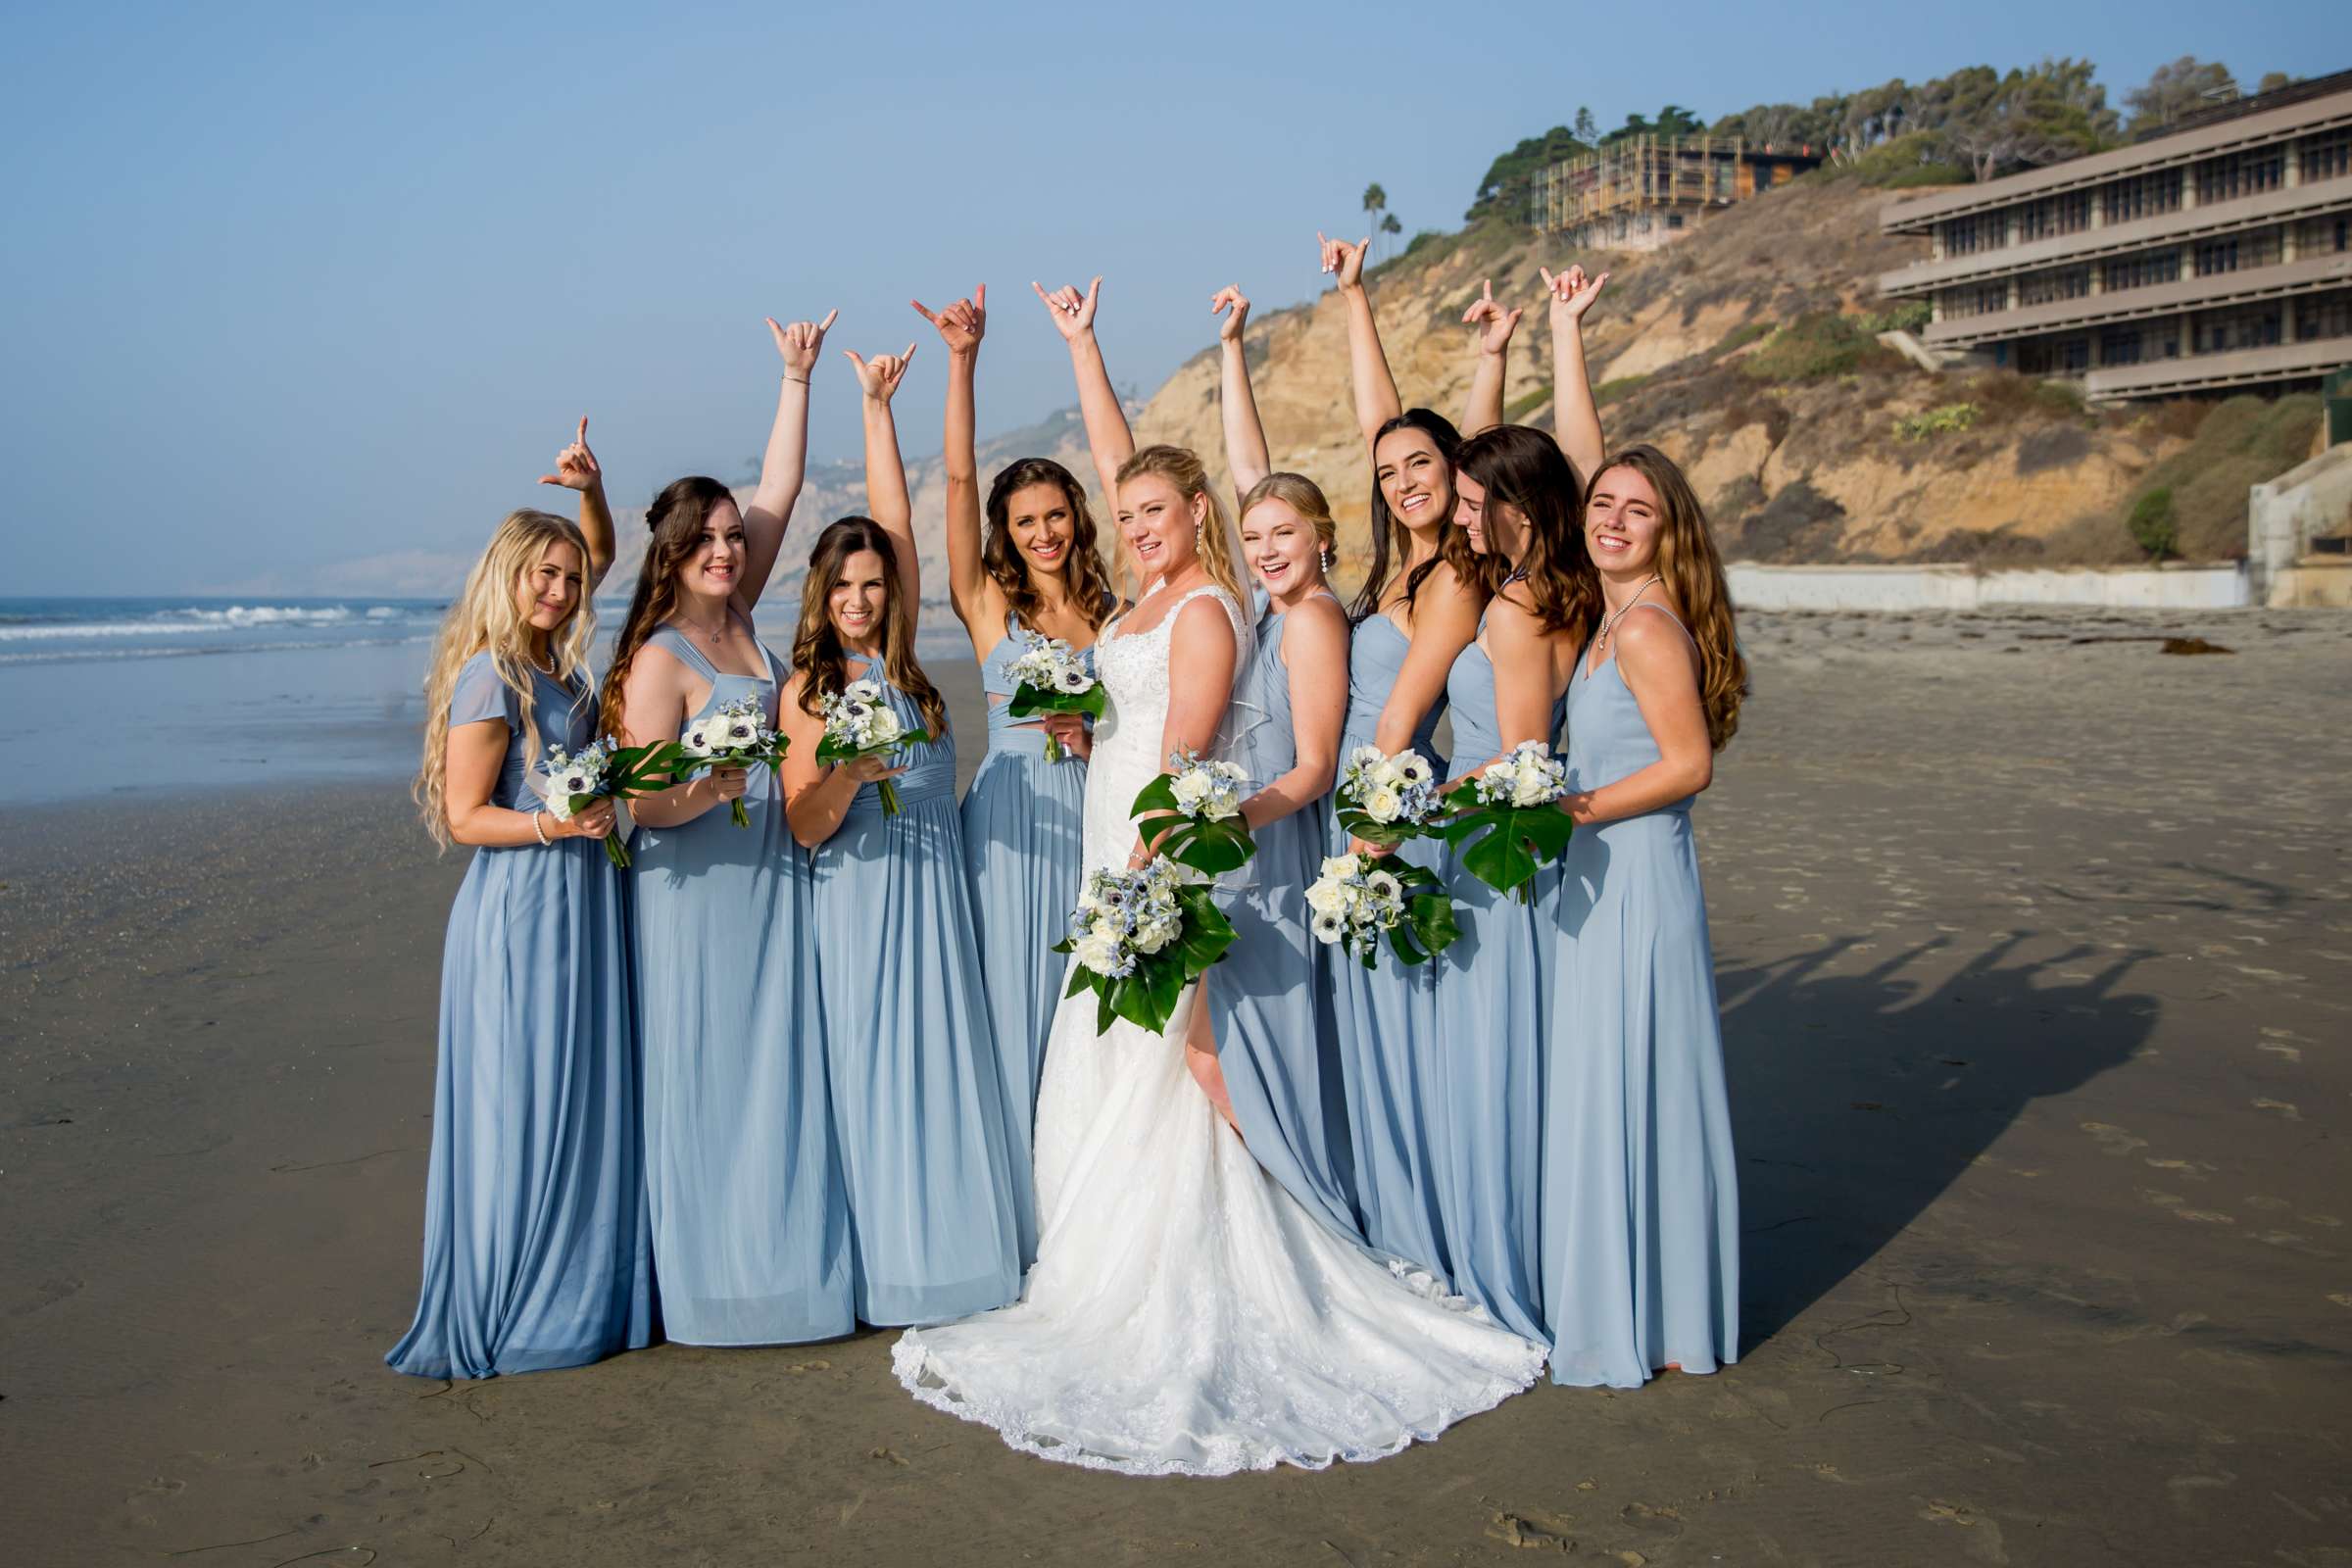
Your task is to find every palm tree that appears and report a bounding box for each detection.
[1362,182,1389,260]
[1380,212,1402,256]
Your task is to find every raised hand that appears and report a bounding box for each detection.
[768,308,839,379]
[843,343,919,403]
[912,284,988,355]
[1462,279,1523,355]
[537,416,602,492]
[1211,284,1250,343]
[1032,276,1102,341]
[1318,231,1371,291]
[1540,265,1610,327]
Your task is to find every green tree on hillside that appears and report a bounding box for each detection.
[2256,71,2293,95]
[2125,56,2237,133]
[1464,124,1591,221]
[1363,183,1389,259]
[1574,105,1597,142]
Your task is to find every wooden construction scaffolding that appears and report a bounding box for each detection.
[1534,135,1822,252]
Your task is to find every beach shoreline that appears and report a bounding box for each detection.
[4,606,2349,1565]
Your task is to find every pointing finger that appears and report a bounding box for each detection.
[910,298,935,321]
[974,282,987,311]
[818,308,839,332]
[575,416,589,446]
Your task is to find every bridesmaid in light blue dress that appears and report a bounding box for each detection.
[1543,445,1744,1388]
[389,488,655,1378]
[781,344,1027,1325]
[1188,295,1360,1237]
[1313,232,1559,1283]
[602,311,856,1346]
[916,289,1116,1258]
[1431,424,1591,1344]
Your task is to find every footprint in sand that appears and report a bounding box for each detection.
[2082,1123,2147,1157]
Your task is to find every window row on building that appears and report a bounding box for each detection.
[2006,288,2352,374]
[1935,216,2352,320]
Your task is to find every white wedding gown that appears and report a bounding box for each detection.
[894,583,1545,1476]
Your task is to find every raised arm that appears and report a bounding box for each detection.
[1211,285,1270,500]
[913,286,998,640]
[537,416,614,591]
[1460,281,1523,439]
[1369,563,1486,756]
[1320,231,1401,453]
[1035,275,1132,509]
[843,343,922,612]
[1543,265,1609,485]
[740,309,837,611]
[1242,595,1348,831]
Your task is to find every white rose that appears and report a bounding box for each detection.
[1513,773,1552,808]
[1304,877,1349,917]
[1074,931,1124,975]
[542,788,578,821]
[1132,915,1176,955]
[869,709,904,745]
[1364,785,1403,822]
[1170,771,1212,811]
[1321,853,1361,881]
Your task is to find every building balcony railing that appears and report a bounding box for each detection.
[1920,251,2352,347]
[1880,85,2352,233]
[2083,336,2352,402]
[1878,178,2350,296]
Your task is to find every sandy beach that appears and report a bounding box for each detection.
[5,607,2349,1566]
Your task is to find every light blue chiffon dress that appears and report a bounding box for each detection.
[1543,606,1740,1387]
[1325,612,1453,1278]
[1432,618,1565,1343]
[809,661,1029,1325]
[631,623,853,1346]
[960,612,1094,1261]
[1207,599,1360,1241]
[387,653,656,1379]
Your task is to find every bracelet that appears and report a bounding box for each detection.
[532,809,551,846]
[783,373,810,385]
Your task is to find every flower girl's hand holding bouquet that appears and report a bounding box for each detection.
[815,678,928,816]
[673,696,790,828]
[530,737,678,868]
[1440,740,1574,903]
[1003,630,1103,763]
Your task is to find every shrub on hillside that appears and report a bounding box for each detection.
[1893,403,1979,441]
[2122,394,2322,560]
[2128,487,2178,561]
[1740,313,1902,382]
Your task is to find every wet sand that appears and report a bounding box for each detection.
[4,609,2349,1566]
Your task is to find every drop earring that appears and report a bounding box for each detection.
[1319,545,1332,572]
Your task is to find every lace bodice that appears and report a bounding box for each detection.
[1081,584,1250,876]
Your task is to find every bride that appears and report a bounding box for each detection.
[892,279,1544,1476]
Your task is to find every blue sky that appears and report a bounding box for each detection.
[2,0,2343,595]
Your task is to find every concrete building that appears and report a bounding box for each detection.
[1877,71,2352,403]
[1536,136,1821,253]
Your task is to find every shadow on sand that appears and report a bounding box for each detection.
[1719,932,2161,1347]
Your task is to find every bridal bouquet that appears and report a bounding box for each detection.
[1305,851,1459,968]
[1054,858,1237,1033]
[1128,747,1256,875]
[530,737,677,868]
[1003,630,1103,763]
[1440,740,1574,903]
[672,696,790,828]
[815,677,929,816]
[1333,745,1446,849]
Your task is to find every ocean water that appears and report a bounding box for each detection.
[1,597,977,807]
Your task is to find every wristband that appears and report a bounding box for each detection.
[532,809,551,846]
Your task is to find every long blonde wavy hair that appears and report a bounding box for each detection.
[414,510,595,848]
[1115,444,1250,608]
[1589,444,1749,751]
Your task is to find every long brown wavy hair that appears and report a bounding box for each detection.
[415,510,596,849]
[790,518,949,736]
[598,475,737,741]
[1113,444,1250,607]
[1589,444,1749,751]
[1454,423,1599,638]
[1351,408,1482,621]
[984,457,1116,634]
